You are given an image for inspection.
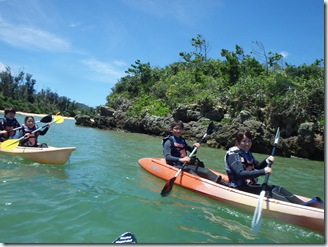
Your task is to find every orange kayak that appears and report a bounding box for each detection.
[138,157,324,233]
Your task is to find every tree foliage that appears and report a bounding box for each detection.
[0,66,96,117]
[107,36,324,132]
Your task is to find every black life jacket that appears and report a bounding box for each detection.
[162,134,188,158]
[1,118,20,138]
[225,146,258,187]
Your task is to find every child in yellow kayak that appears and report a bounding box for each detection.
[0,107,21,141]
[18,116,50,147]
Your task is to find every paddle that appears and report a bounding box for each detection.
[160,122,216,196]
[251,127,280,234]
[0,115,64,151]
[112,232,137,243]
[5,114,53,133]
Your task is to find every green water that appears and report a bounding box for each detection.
[0,115,325,243]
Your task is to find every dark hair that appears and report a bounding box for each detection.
[24,116,35,123]
[4,107,16,115]
[170,120,184,130]
[235,129,252,146]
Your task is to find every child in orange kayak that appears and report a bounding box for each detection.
[163,120,227,185]
[18,116,50,147]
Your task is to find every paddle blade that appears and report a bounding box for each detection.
[54,115,64,123]
[39,114,52,123]
[112,232,137,243]
[207,122,216,135]
[251,190,265,234]
[274,127,280,145]
[160,177,176,196]
[0,139,20,151]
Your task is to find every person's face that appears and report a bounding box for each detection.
[5,112,15,120]
[25,118,35,128]
[171,125,184,138]
[238,135,252,152]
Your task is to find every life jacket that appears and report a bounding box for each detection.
[162,134,188,158]
[1,118,20,138]
[22,125,38,146]
[224,146,258,187]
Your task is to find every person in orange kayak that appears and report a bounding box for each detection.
[18,116,50,147]
[225,128,323,207]
[0,107,21,142]
[163,120,227,185]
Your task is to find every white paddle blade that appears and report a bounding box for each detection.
[274,127,280,145]
[251,190,266,234]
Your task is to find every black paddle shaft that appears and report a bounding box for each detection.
[262,129,280,188]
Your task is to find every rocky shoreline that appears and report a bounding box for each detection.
[75,105,324,161]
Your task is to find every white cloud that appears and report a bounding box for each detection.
[0,21,71,52]
[81,58,127,84]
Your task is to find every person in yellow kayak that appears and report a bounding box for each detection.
[163,120,228,185]
[0,107,21,142]
[225,128,323,207]
[18,116,50,148]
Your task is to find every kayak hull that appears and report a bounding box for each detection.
[138,157,324,233]
[0,146,76,165]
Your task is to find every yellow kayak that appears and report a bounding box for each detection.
[0,145,76,165]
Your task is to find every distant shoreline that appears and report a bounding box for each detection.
[0,110,75,120]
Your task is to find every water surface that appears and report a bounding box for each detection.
[0,115,325,243]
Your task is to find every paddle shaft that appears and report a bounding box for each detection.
[4,114,52,133]
[20,115,63,139]
[251,128,280,233]
[262,144,276,186]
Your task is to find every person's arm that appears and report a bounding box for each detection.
[253,154,274,170]
[38,124,50,136]
[38,127,49,136]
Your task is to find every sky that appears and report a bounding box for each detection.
[0,0,324,108]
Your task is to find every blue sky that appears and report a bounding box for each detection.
[0,0,324,108]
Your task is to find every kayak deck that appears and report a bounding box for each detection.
[138,157,324,233]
